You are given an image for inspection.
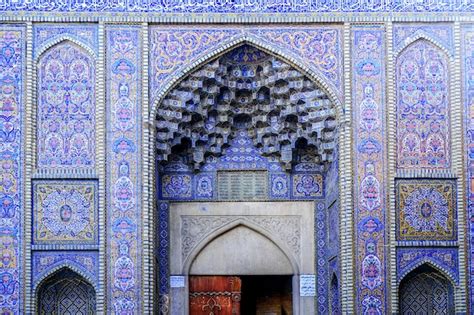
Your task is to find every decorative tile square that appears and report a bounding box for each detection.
[161,174,192,200]
[292,173,323,198]
[33,180,98,244]
[194,173,214,200]
[396,179,456,241]
[269,173,290,199]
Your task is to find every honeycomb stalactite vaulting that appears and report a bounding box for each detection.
[155,45,337,170]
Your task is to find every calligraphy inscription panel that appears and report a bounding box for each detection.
[218,171,267,200]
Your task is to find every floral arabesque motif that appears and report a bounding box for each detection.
[250,28,342,97]
[393,24,454,56]
[107,27,142,313]
[33,181,97,244]
[353,27,386,314]
[37,41,95,168]
[2,1,472,13]
[32,251,99,287]
[396,40,450,169]
[462,24,474,310]
[397,180,456,241]
[293,174,323,198]
[403,187,448,232]
[33,24,98,59]
[150,29,240,100]
[0,26,24,313]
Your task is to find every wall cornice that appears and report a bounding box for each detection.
[0,12,473,24]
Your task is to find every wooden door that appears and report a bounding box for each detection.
[189,276,241,315]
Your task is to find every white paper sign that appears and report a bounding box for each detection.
[299,274,316,297]
[170,276,185,288]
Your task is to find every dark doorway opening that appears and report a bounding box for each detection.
[240,275,293,315]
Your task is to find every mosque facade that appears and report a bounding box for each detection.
[0,1,474,314]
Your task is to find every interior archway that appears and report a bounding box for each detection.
[399,264,454,314]
[36,267,96,314]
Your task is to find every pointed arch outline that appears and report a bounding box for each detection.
[394,33,453,60]
[397,259,458,287]
[182,218,300,275]
[35,35,97,62]
[32,262,98,296]
[149,33,344,126]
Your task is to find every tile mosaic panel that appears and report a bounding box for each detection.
[1,0,472,12]
[270,173,290,199]
[33,24,98,59]
[33,180,98,244]
[194,173,215,200]
[249,27,343,99]
[32,251,99,288]
[157,201,170,314]
[352,25,386,314]
[396,39,450,169]
[292,173,324,198]
[149,27,240,101]
[0,24,24,314]
[463,23,474,313]
[160,174,192,200]
[393,24,454,56]
[106,26,142,314]
[397,247,458,284]
[316,201,329,314]
[396,179,456,241]
[328,200,339,259]
[37,41,96,169]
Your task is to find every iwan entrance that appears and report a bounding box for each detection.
[156,44,341,314]
[189,275,292,315]
[168,201,317,314]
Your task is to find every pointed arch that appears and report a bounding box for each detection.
[398,262,455,315]
[182,218,300,275]
[149,34,343,124]
[398,260,458,287]
[35,35,96,61]
[395,37,451,169]
[33,263,98,295]
[33,265,97,314]
[36,36,96,168]
[394,34,452,59]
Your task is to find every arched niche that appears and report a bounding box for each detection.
[396,38,450,170]
[189,224,295,276]
[36,40,96,169]
[36,267,96,314]
[399,264,454,314]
